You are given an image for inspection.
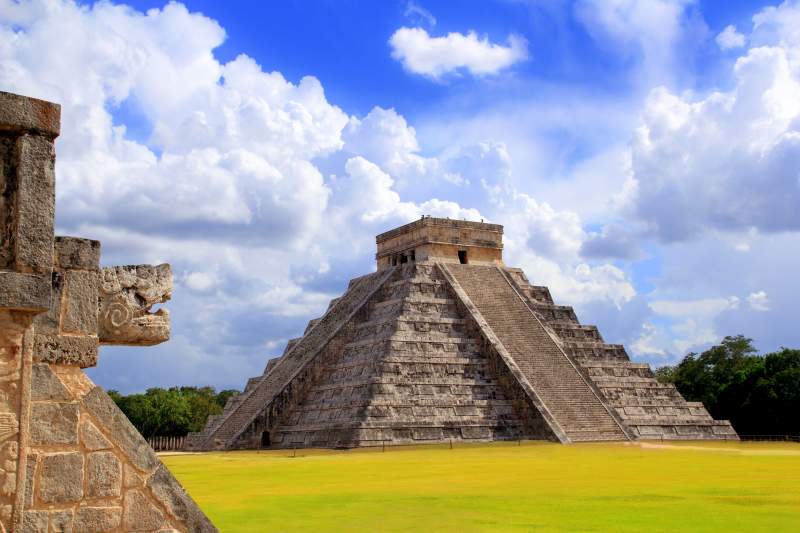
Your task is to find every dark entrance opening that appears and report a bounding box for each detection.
[410,250,416,262]
[400,254,408,264]
[458,250,468,264]
[261,431,271,447]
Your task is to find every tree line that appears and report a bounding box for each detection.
[108,386,238,438]
[656,335,800,436]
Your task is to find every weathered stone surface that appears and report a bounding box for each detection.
[14,134,55,274]
[123,464,144,489]
[147,465,217,533]
[55,236,100,270]
[30,270,63,334]
[0,91,215,532]
[124,490,165,531]
[80,420,111,451]
[30,402,79,445]
[21,510,48,533]
[38,453,83,503]
[34,333,98,368]
[81,387,160,473]
[50,509,74,533]
[30,363,71,401]
[23,454,37,507]
[73,507,122,533]
[0,271,50,311]
[0,91,60,137]
[99,264,172,346]
[87,451,122,498]
[63,270,99,335]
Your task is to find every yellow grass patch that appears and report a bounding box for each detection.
[162,441,800,532]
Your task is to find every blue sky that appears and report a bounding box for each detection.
[2,0,799,393]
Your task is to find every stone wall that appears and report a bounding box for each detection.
[0,91,216,532]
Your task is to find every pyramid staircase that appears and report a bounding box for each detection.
[442,264,629,442]
[502,268,738,440]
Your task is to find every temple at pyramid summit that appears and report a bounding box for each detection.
[186,217,737,450]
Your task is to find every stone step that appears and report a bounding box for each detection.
[195,268,395,448]
[446,264,628,442]
[549,323,603,342]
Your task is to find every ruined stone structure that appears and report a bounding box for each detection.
[0,91,216,532]
[188,217,737,450]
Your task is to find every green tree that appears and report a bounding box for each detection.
[109,386,239,437]
[664,336,800,435]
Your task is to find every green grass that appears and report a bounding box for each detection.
[162,441,800,532]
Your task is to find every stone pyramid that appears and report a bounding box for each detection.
[187,217,737,450]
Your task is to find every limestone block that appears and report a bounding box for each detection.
[123,490,165,531]
[63,270,99,335]
[14,134,55,274]
[461,426,492,439]
[80,420,111,451]
[31,270,63,334]
[55,236,100,270]
[30,363,71,401]
[30,402,79,445]
[0,271,50,311]
[38,453,84,503]
[34,334,98,368]
[50,509,74,533]
[0,91,61,137]
[21,510,48,533]
[123,464,144,489]
[23,454,37,507]
[73,507,122,533]
[87,451,122,498]
[146,465,217,533]
[81,387,160,473]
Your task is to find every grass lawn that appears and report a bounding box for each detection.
[162,440,800,532]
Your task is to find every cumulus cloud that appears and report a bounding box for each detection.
[343,106,440,187]
[499,192,636,308]
[389,27,528,78]
[747,290,770,311]
[627,43,800,240]
[716,24,746,50]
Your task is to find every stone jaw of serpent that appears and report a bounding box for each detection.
[98,264,172,346]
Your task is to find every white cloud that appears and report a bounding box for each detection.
[404,1,436,28]
[747,290,770,311]
[630,323,666,356]
[716,24,746,50]
[500,191,636,308]
[750,0,800,49]
[343,106,439,188]
[627,43,800,240]
[389,27,528,79]
[649,296,740,317]
[574,0,702,85]
[184,272,217,293]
